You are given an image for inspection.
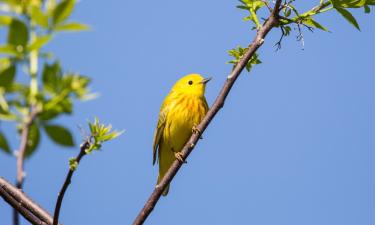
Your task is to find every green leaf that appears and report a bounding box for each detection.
[335,7,360,30]
[0,44,19,56]
[25,123,41,158]
[59,98,73,113]
[52,0,75,25]
[30,6,49,28]
[0,15,12,26]
[364,4,371,13]
[0,131,11,154]
[245,53,262,72]
[39,109,60,121]
[0,111,18,121]
[0,65,16,89]
[27,35,52,51]
[237,5,249,10]
[44,124,74,147]
[0,58,11,68]
[7,19,29,48]
[284,26,292,36]
[42,61,62,93]
[54,22,89,32]
[332,0,367,8]
[284,8,291,17]
[303,18,329,31]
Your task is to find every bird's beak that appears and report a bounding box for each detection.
[200,77,212,84]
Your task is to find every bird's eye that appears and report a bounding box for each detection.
[188,80,193,85]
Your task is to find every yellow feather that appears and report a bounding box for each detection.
[153,74,209,196]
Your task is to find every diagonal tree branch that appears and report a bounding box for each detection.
[14,106,39,225]
[0,177,56,225]
[132,1,282,224]
[52,140,90,225]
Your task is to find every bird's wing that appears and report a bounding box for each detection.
[152,104,168,165]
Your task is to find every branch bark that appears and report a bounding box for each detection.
[132,1,282,224]
[0,177,56,225]
[52,140,90,225]
[14,107,38,225]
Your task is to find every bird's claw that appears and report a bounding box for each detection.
[174,152,187,163]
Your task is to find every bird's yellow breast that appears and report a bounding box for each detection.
[162,93,207,152]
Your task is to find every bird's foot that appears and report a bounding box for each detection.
[174,152,187,164]
[192,125,203,139]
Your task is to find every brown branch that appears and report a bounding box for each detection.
[0,177,56,225]
[52,140,90,225]
[14,106,38,225]
[132,1,282,224]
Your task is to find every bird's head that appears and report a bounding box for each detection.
[171,74,211,97]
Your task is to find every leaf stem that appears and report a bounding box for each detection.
[250,8,261,29]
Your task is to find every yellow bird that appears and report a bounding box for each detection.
[153,74,211,196]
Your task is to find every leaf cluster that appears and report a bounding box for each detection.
[237,0,266,29]
[86,118,123,154]
[228,46,261,72]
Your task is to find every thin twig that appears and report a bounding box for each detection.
[132,1,282,225]
[14,106,38,225]
[262,0,272,12]
[52,140,90,225]
[296,23,309,49]
[0,177,56,225]
[275,26,286,50]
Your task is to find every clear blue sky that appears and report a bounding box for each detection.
[1,1,375,225]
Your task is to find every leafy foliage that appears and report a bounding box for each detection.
[0,0,91,157]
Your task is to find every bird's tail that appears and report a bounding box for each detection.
[157,175,170,196]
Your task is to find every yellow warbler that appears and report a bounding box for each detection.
[153,74,211,196]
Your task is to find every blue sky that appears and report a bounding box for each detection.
[1,1,375,225]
